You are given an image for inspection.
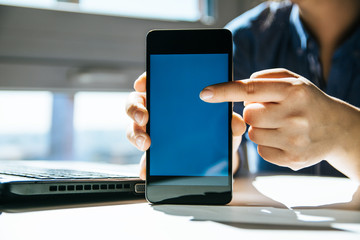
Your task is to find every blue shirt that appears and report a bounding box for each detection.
[226,1,360,176]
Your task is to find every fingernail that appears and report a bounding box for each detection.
[136,136,145,149]
[134,111,144,125]
[200,88,214,100]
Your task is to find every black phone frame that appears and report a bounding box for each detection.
[146,29,233,205]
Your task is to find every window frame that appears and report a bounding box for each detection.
[0,0,258,162]
[0,0,250,91]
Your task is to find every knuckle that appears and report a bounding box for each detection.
[247,127,257,142]
[126,125,134,141]
[245,79,256,95]
[243,106,256,125]
[288,117,309,130]
[125,92,137,112]
[292,86,306,98]
[287,134,310,148]
[126,122,144,143]
[288,83,310,101]
[125,103,136,117]
[243,103,266,127]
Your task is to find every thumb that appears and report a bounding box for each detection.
[232,112,246,137]
[250,68,300,79]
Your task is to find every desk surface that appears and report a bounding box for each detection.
[1,175,360,240]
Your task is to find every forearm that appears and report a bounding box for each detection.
[327,98,360,182]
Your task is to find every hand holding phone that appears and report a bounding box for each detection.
[126,73,246,181]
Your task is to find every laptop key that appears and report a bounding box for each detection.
[0,167,128,179]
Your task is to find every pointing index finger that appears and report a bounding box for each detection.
[200,79,295,103]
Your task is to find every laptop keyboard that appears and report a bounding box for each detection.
[0,165,129,179]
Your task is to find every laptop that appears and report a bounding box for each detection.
[0,160,145,212]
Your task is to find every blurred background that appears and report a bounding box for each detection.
[0,0,262,165]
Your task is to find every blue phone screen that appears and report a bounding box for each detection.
[149,53,229,177]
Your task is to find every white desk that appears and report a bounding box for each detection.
[1,175,360,240]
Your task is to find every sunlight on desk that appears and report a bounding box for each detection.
[252,175,359,208]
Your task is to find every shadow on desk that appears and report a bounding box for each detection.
[0,194,145,213]
[153,204,360,232]
[153,175,360,233]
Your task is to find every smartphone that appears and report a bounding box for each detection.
[146,29,233,204]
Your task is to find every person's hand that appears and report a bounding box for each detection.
[125,73,150,180]
[200,68,360,181]
[126,73,246,180]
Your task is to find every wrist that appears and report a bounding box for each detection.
[326,97,360,182]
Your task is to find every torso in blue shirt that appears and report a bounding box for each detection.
[226,1,360,176]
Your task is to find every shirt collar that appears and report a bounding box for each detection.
[290,3,360,55]
[290,4,309,50]
[334,21,360,59]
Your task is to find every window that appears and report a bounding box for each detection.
[0,0,201,22]
[74,92,141,164]
[0,91,52,160]
[0,0,243,164]
[0,91,141,164]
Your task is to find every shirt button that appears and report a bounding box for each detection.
[308,54,315,62]
[308,41,315,49]
[297,48,304,55]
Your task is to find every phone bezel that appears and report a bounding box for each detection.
[146,29,233,205]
